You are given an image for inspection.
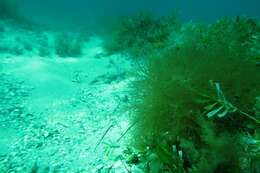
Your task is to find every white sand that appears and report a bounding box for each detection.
[0,20,137,172]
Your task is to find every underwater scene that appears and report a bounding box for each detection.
[0,0,260,172]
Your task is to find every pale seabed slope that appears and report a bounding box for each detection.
[0,20,136,172]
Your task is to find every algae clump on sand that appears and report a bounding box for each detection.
[105,15,260,172]
[0,0,19,19]
[103,12,180,57]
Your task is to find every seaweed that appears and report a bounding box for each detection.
[54,32,83,57]
[0,0,18,19]
[128,16,260,172]
[103,12,180,57]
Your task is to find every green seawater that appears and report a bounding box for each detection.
[0,1,259,172]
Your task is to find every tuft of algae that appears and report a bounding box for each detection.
[105,14,260,172]
[0,0,19,19]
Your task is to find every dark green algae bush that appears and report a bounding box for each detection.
[104,14,260,173]
[0,0,18,18]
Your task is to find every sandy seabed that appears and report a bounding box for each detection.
[0,19,137,173]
